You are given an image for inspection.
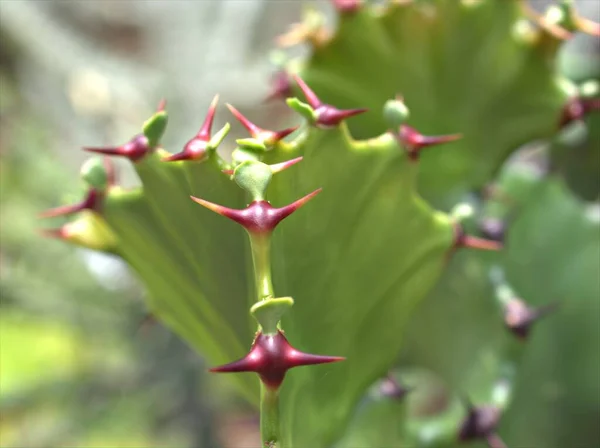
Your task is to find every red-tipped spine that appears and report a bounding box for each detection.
[163,95,219,162]
[504,298,558,339]
[452,223,503,252]
[210,330,344,389]
[292,75,368,127]
[84,134,150,163]
[397,125,462,161]
[265,71,293,103]
[226,103,298,145]
[559,97,600,128]
[270,156,303,174]
[331,0,362,14]
[38,189,102,219]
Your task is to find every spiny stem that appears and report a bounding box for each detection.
[248,232,281,445]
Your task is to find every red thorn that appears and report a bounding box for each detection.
[292,75,368,126]
[292,75,322,109]
[331,0,361,14]
[38,189,101,219]
[156,98,167,112]
[190,188,322,233]
[222,169,234,175]
[226,103,298,145]
[559,97,600,128]
[452,224,503,252]
[398,125,462,161]
[84,134,150,163]
[209,331,344,389]
[265,72,293,103]
[226,103,262,136]
[163,95,220,162]
[576,16,600,37]
[520,1,573,40]
[486,433,508,448]
[380,374,411,400]
[458,235,503,251]
[315,106,368,127]
[270,156,303,174]
[38,227,67,240]
[458,404,502,443]
[504,298,559,339]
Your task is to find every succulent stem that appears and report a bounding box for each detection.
[249,232,275,301]
[261,384,281,447]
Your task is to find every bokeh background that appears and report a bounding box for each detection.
[0,1,598,447]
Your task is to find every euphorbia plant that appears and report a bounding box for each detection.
[39,0,599,446]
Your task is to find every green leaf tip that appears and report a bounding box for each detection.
[80,156,109,191]
[251,297,294,335]
[143,110,168,148]
[286,97,317,123]
[232,161,273,201]
[236,137,268,152]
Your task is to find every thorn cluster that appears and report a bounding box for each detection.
[163,95,220,162]
[191,189,322,234]
[210,330,344,389]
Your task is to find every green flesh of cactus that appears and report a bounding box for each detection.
[39,0,600,446]
[283,0,578,205]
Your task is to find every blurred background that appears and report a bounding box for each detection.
[0,1,598,447]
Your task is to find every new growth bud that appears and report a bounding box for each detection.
[383,95,410,129]
[209,330,344,389]
[291,75,367,127]
[39,157,114,219]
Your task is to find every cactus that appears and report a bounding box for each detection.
[38,0,599,446]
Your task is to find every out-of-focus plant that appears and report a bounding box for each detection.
[37,1,599,447]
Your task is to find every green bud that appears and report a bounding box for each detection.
[233,161,273,201]
[383,97,410,129]
[80,157,108,191]
[143,110,168,148]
